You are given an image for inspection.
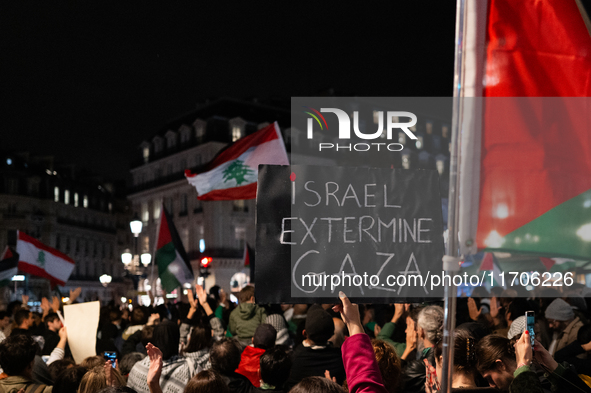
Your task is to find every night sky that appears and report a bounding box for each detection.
[0,3,456,180]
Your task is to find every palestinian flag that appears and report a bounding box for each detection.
[155,204,194,292]
[0,246,19,287]
[185,122,289,200]
[479,253,505,288]
[457,0,591,260]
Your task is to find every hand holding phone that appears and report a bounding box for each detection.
[526,311,535,350]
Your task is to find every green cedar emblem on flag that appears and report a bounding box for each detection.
[222,160,254,186]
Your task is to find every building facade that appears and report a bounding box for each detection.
[0,152,129,304]
[128,98,291,296]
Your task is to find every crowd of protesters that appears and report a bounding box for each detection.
[1,283,591,393]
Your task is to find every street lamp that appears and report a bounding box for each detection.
[122,215,151,290]
[141,253,152,267]
[99,274,112,287]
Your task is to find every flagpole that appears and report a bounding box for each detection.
[440,0,466,392]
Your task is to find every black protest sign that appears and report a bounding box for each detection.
[255,165,445,304]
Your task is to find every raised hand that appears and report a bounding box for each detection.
[40,297,51,316]
[332,292,363,336]
[187,289,197,311]
[21,294,29,306]
[69,287,82,304]
[146,343,163,393]
[195,285,207,305]
[515,329,533,368]
[324,369,336,383]
[533,339,558,372]
[52,296,61,312]
[392,303,405,323]
[467,297,482,321]
[490,296,500,318]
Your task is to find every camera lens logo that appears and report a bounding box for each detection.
[303,107,417,152]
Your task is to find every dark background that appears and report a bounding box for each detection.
[0,2,456,180]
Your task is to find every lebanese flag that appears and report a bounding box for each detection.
[16,231,75,286]
[185,122,289,200]
[155,204,194,292]
[457,0,591,260]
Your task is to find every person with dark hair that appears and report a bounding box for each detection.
[184,370,230,393]
[0,311,11,343]
[0,334,52,393]
[255,347,291,392]
[47,359,75,382]
[11,309,34,337]
[81,356,107,371]
[127,321,205,393]
[285,305,345,391]
[428,329,478,391]
[554,323,591,375]
[119,353,145,380]
[42,313,63,355]
[97,387,138,393]
[476,333,591,393]
[236,324,277,387]
[289,376,346,393]
[210,338,254,393]
[52,365,87,393]
[228,286,267,347]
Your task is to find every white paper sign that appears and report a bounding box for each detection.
[63,301,100,364]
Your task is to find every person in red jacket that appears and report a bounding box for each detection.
[235,324,277,387]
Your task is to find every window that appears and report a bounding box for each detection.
[153,138,163,153]
[373,110,381,124]
[153,199,162,219]
[54,187,60,202]
[180,126,191,143]
[74,193,79,207]
[194,119,206,141]
[165,198,173,216]
[398,132,407,145]
[55,234,61,250]
[166,131,177,149]
[180,194,188,215]
[180,159,186,172]
[64,190,70,205]
[235,226,246,249]
[233,199,247,212]
[143,237,150,254]
[232,126,242,142]
[143,146,150,163]
[416,136,424,150]
[83,195,88,208]
[65,237,70,252]
[194,198,202,213]
[141,202,149,224]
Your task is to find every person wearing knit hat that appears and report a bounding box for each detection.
[265,314,293,347]
[545,298,584,355]
[507,316,526,340]
[284,305,345,390]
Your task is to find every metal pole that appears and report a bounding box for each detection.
[440,0,466,392]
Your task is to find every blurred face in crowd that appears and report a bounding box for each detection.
[547,319,568,333]
[481,361,514,392]
[0,316,10,329]
[47,319,62,332]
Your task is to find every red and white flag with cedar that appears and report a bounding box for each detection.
[16,231,75,286]
[185,122,289,200]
